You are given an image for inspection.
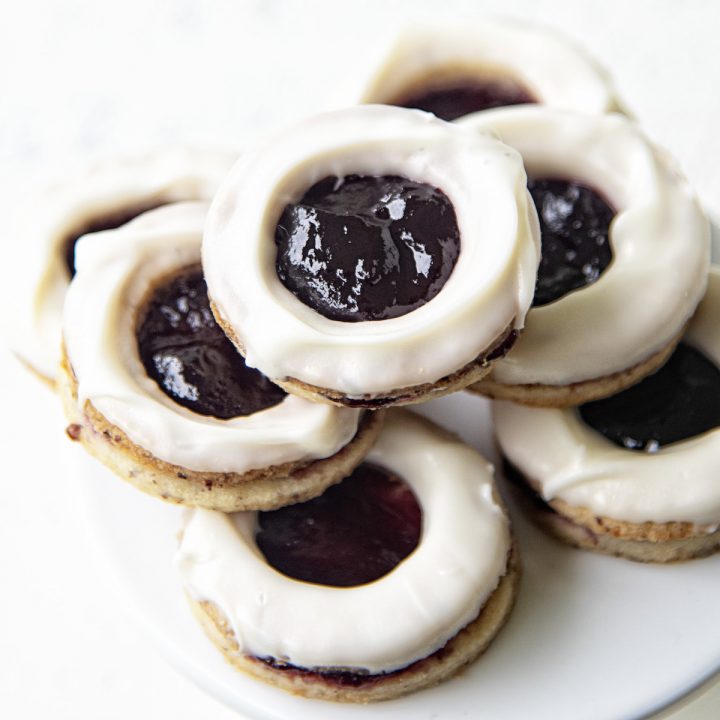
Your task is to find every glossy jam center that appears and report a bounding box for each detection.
[274,175,460,322]
[580,343,720,451]
[64,201,166,277]
[256,463,422,587]
[528,178,614,307]
[136,265,286,419]
[394,76,536,121]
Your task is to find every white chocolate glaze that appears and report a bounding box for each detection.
[16,147,237,382]
[359,20,621,114]
[203,105,540,396]
[494,268,720,527]
[63,202,361,474]
[175,410,511,673]
[460,107,711,386]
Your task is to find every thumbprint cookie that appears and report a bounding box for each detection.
[359,20,623,120]
[176,410,518,702]
[462,107,710,406]
[203,105,540,408]
[494,267,720,563]
[59,202,382,511]
[16,147,236,386]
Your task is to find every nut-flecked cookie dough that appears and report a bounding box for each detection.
[176,410,519,702]
[60,202,381,512]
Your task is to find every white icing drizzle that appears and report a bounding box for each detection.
[460,107,711,386]
[175,410,511,673]
[359,20,620,114]
[16,147,237,382]
[494,268,720,527]
[203,105,540,396]
[63,202,361,474]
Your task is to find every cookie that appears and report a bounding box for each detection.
[176,410,519,702]
[359,20,623,120]
[15,147,236,385]
[60,202,381,511]
[494,268,720,562]
[461,106,710,406]
[203,105,540,408]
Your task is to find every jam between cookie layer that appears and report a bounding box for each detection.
[137,265,286,419]
[275,174,460,322]
[257,462,421,587]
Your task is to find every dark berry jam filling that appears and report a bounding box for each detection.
[255,627,457,685]
[274,175,460,322]
[393,76,536,121]
[257,655,383,685]
[255,644,443,686]
[579,343,720,452]
[136,265,286,419]
[528,178,614,307]
[256,463,422,587]
[64,200,166,277]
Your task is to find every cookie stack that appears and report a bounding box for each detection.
[17,18,719,704]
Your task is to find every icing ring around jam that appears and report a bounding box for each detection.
[460,107,710,387]
[62,202,361,474]
[175,410,511,674]
[203,105,540,397]
[15,147,236,384]
[493,267,720,527]
[359,20,622,116]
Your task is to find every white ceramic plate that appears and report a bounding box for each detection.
[79,390,720,720]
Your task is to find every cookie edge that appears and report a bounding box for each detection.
[185,544,520,703]
[469,328,682,408]
[58,345,384,511]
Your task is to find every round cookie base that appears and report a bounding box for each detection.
[58,348,384,512]
[468,329,683,408]
[503,461,720,563]
[185,545,520,703]
[210,297,518,408]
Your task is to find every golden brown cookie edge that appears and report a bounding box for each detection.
[58,344,384,512]
[186,544,520,703]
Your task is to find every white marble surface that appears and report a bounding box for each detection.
[2,1,719,718]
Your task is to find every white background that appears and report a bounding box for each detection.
[1,1,719,718]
